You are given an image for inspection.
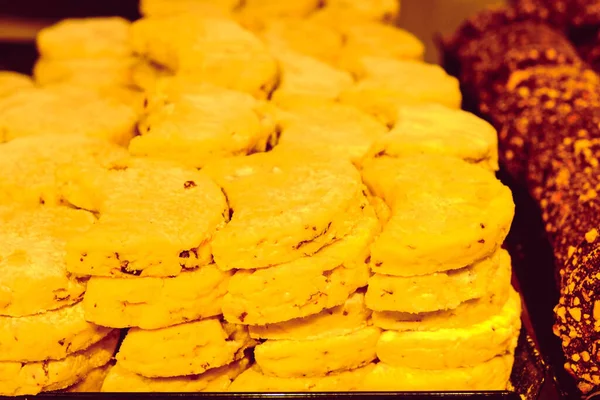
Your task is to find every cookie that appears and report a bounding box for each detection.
[0,330,119,396]
[36,17,131,60]
[203,149,366,270]
[0,71,34,99]
[366,249,510,313]
[362,155,514,276]
[62,363,113,393]
[101,357,250,392]
[0,205,95,316]
[0,302,113,362]
[235,0,321,30]
[0,134,128,206]
[258,19,343,64]
[376,288,521,369]
[363,104,498,171]
[363,353,514,391]
[310,0,400,24]
[339,59,461,126]
[139,0,241,17]
[131,79,277,168]
[222,204,377,325]
[83,264,231,329]
[61,158,228,277]
[270,50,354,108]
[130,59,173,92]
[33,57,137,88]
[0,87,137,145]
[229,363,376,392]
[336,23,424,75]
[275,102,388,165]
[130,16,279,98]
[116,318,254,378]
[254,326,380,378]
[249,291,371,341]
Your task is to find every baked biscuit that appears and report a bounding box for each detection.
[130,16,279,98]
[33,57,137,88]
[101,357,250,392]
[131,80,276,168]
[310,0,400,24]
[0,330,118,396]
[229,363,376,392]
[130,59,172,92]
[366,249,510,313]
[222,204,377,324]
[340,59,461,125]
[0,134,128,206]
[249,291,371,341]
[0,71,34,99]
[204,149,366,270]
[363,353,514,391]
[235,0,321,30]
[116,318,254,378]
[363,104,498,171]
[275,103,387,165]
[271,50,353,108]
[83,264,231,329]
[376,289,521,369]
[0,302,112,362]
[336,23,424,75]
[0,87,137,145]
[362,155,514,276]
[63,363,113,392]
[0,206,95,316]
[254,326,380,378]
[61,158,228,277]
[139,0,241,17]
[258,19,343,65]
[37,17,131,60]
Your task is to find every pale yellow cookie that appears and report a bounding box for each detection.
[235,0,321,30]
[255,326,380,378]
[363,104,498,171]
[203,148,366,270]
[131,79,276,168]
[0,87,137,145]
[83,264,231,329]
[0,71,34,99]
[271,50,353,108]
[0,205,95,317]
[0,330,119,396]
[0,302,113,362]
[37,17,131,60]
[33,57,137,88]
[130,16,279,98]
[221,202,377,325]
[130,59,172,91]
[229,363,376,392]
[363,354,514,391]
[61,158,228,277]
[0,134,128,206]
[376,289,521,369]
[249,291,371,341]
[310,0,400,24]
[365,249,511,313]
[116,318,254,378]
[275,102,388,165]
[362,155,514,276]
[139,0,241,17]
[63,363,113,392]
[101,357,250,392]
[339,59,461,126]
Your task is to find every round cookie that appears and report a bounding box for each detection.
[116,318,254,378]
[309,0,400,24]
[0,206,95,316]
[0,71,34,99]
[0,302,113,362]
[33,57,137,88]
[0,330,119,396]
[235,0,320,30]
[36,17,132,60]
[61,158,228,277]
[83,264,231,329]
[139,0,241,17]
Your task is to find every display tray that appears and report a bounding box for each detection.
[0,0,568,399]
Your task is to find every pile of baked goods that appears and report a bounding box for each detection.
[445,1,600,395]
[0,0,521,394]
